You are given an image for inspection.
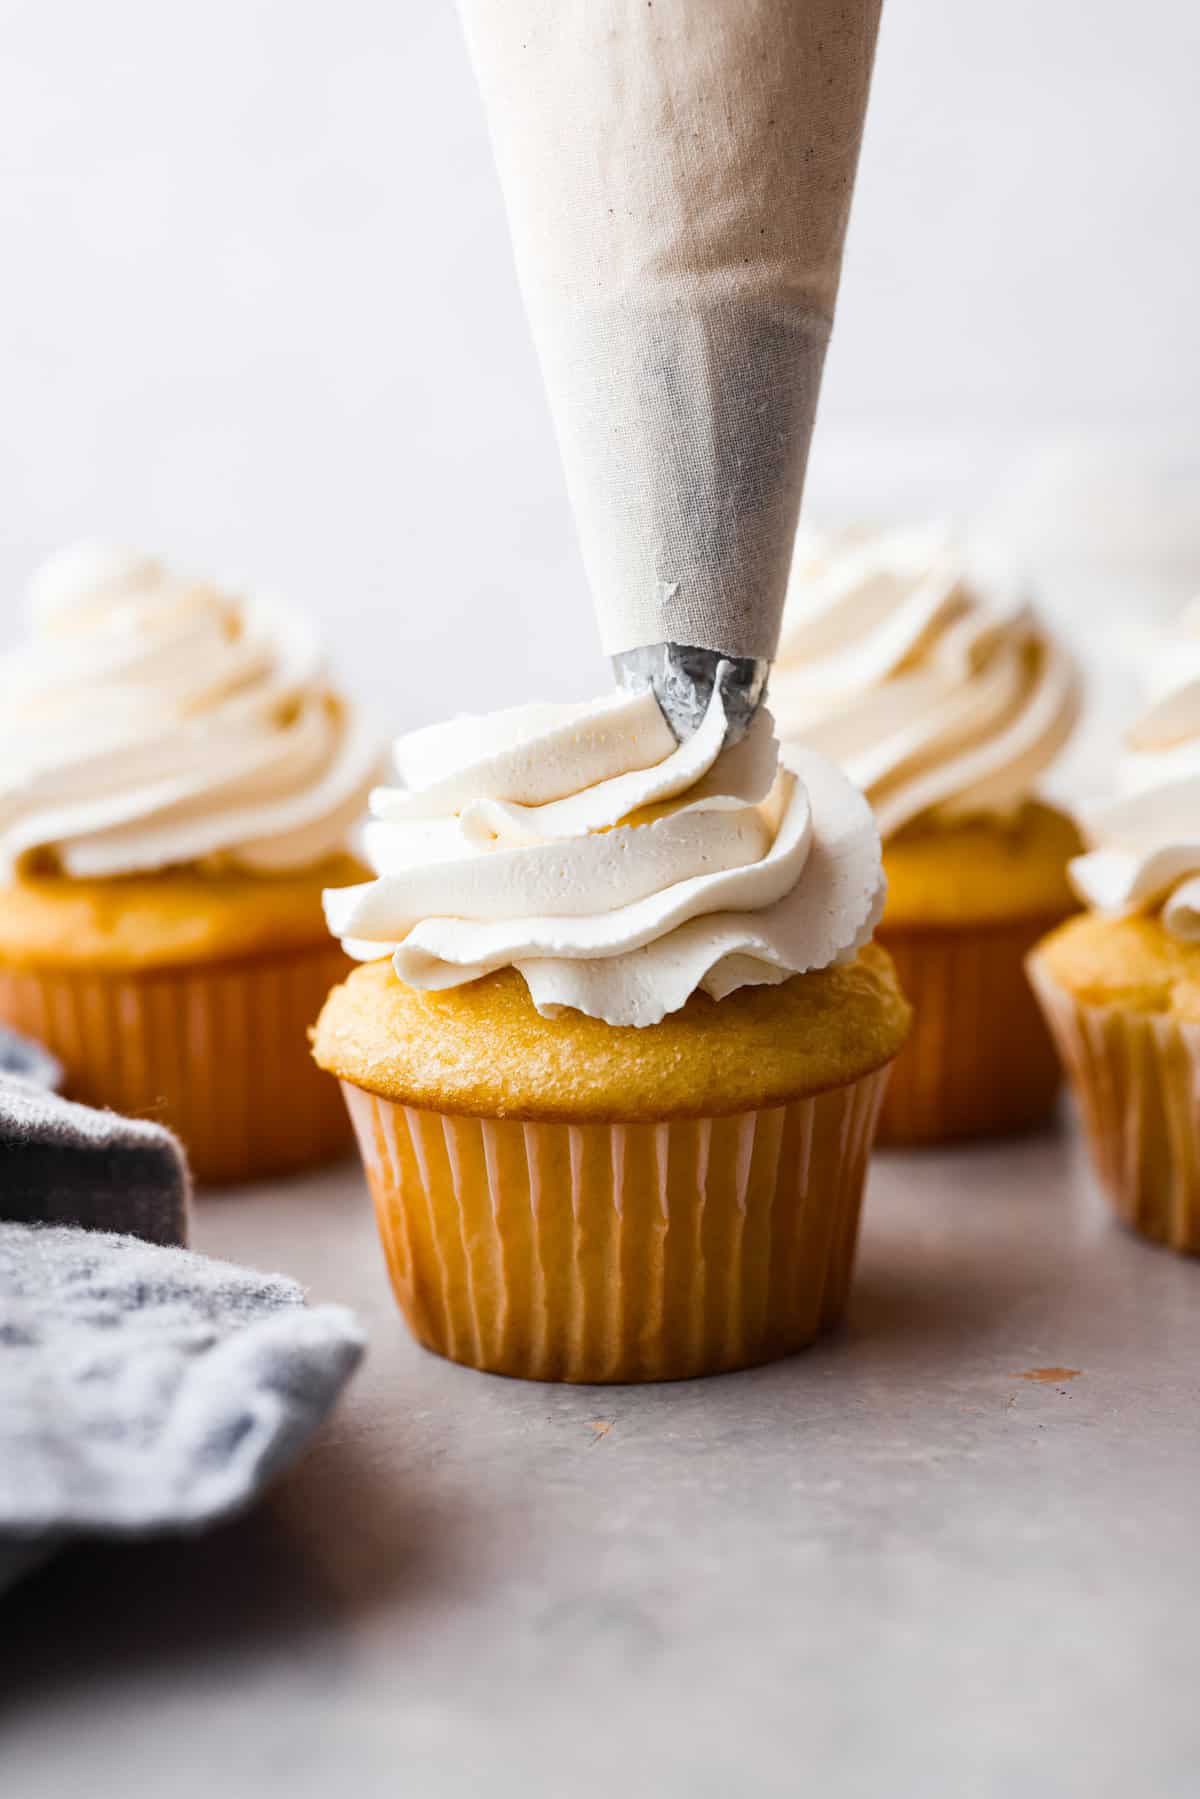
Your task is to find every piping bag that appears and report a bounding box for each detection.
[458,0,882,740]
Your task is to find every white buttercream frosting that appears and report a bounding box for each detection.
[772,525,1079,838]
[1071,597,1200,940]
[324,683,885,1028]
[0,543,379,880]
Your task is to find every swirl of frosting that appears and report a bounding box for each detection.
[771,525,1079,837]
[0,544,380,880]
[324,682,885,1028]
[1071,597,1200,940]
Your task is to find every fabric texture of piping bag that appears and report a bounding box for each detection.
[458,0,882,735]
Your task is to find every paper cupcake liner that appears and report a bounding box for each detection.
[340,1067,891,1383]
[1028,953,1200,1253]
[875,917,1068,1146]
[0,943,354,1186]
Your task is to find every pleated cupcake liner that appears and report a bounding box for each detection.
[875,916,1069,1147]
[1028,952,1200,1254]
[341,1065,892,1384]
[0,943,354,1186]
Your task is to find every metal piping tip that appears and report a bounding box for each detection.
[612,643,770,746]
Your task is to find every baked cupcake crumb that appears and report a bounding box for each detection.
[1036,912,1200,1021]
[313,945,912,1122]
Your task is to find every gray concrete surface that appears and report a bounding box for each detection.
[4,1115,1199,1798]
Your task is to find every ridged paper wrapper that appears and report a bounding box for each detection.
[1029,951,1200,1254]
[0,944,354,1186]
[876,917,1069,1147]
[340,1066,892,1384]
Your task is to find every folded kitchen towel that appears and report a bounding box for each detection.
[0,1075,191,1246]
[0,1019,186,1244]
[0,1026,365,1593]
[0,1225,365,1591]
[0,1024,61,1092]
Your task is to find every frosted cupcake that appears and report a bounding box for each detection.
[1031,614,1200,1251]
[0,545,379,1183]
[774,525,1081,1145]
[313,682,910,1383]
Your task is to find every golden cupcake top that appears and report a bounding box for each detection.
[882,802,1082,931]
[1035,912,1200,1024]
[0,855,366,972]
[313,948,911,1121]
[0,544,379,881]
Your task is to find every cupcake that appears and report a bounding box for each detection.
[313,681,910,1382]
[0,545,379,1184]
[1031,617,1200,1251]
[774,524,1082,1145]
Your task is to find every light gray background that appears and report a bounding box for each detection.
[2,0,1199,726]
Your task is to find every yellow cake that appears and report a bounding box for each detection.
[876,802,1082,1143]
[775,523,1082,1145]
[0,856,364,972]
[1030,635,1200,1252]
[314,946,909,1123]
[314,684,910,1382]
[0,858,364,1185]
[1031,914,1200,1253]
[1035,912,1200,1020]
[0,546,379,1185]
[882,802,1081,930]
[315,952,909,1384]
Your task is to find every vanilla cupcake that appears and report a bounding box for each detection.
[313,683,910,1383]
[1031,613,1200,1251]
[0,545,379,1183]
[774,525,1082,1145]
